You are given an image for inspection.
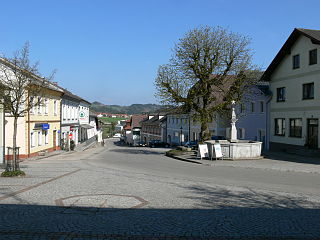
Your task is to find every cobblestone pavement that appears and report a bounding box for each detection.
[1,139,320,239]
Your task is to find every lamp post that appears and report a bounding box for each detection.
[180,126,183,146]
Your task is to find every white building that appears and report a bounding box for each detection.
[78,99,92,142]
[261,28,320,150]
[60,88,81,149]
[88,111,103,142]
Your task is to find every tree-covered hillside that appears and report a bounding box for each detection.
[91,102,164,114]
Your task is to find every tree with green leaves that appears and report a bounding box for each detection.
[0,43,54,174]
[155,26,258,141]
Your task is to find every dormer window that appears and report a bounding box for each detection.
[293,54,300,69]
[309,49,317,65]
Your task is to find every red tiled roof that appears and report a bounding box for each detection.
[131,114,148,128]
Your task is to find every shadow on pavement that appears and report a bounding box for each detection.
[109,148,165,155]
[0,203,319,239]
[180,184,320,209]
[263,151,320,165]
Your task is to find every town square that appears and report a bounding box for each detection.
[1,0,320,239]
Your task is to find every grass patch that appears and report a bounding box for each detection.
[99,117,127,123]
[1,170,26,177]
[166,149,188,157]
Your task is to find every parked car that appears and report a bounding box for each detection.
[137,141,147,147]
[113,133,122,138]
[149,140,170,148]
[184,140,198,149]
[211,136,226,140]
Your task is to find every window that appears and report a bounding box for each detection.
[38,131,42,146]
[240,103,245,113]
[54,100,57,115]
[30,96,35,114]
[251,102,255,113]
[37,97,42,114]
[63,105,66,120]
[239,128,245,139]
[45,130,49,144]
[193,132,197,141]
[30,132,35,147]
[289,118,302,138]
[293,54,300,69]
[276,87,286,102]
[309,49,317,65]
[303,83,314,99]
[44,98,48,114]
[67,105,70,120]
[275,118,285,136]
[260,101,264,113]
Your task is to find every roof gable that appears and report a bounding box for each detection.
[261,28,320,81]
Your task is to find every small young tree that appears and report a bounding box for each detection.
[155,26,258,141]
[0,42,54,173]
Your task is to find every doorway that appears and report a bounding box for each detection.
[53,130,57,149]
[307,119,318,149]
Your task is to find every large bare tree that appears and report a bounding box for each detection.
[155,26,257,141]
[0,43,54,173]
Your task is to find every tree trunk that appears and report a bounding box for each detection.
[200,118,210,142]
[13,116,19,171]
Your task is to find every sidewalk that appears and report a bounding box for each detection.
[168,151,320,174]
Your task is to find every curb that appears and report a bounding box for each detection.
[22,151,68,163]
[165,154,203,165]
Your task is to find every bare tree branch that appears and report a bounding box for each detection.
[155,26,259,141]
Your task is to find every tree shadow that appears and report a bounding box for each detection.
[263,150,320,165]
[1,202,320,239]
[179,184,320,209]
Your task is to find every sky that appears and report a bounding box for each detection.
[1,0,320,105]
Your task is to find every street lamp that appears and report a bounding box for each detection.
[180,126,183,146]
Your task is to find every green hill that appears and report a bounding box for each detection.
[91,102,165,114]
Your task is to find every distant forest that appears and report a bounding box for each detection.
[91,102,165,114]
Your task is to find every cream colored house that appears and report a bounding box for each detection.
[5,86,63,159]
[261,28,320,150]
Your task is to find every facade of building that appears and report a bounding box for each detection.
[0,102,4,164]
[141,114,167,144]
[190,115,227,142]
[123,114,147,146]
[261,28,320,150]
[60,89,81,149]
[166,114,190,146]
[5,85,63,159]
[88,111,103,142]
[235,83,271,150]
[78,100,91,142]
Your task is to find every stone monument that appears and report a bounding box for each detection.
[205,100,262,160]
[230,100,238,142]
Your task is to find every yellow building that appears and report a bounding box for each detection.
[5,86,63,159]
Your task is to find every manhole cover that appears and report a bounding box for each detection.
[55,194,148,213]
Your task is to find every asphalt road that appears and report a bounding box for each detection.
[1,138,320,239]
[94,139,320,198]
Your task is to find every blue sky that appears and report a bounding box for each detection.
[1,0,319,105]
